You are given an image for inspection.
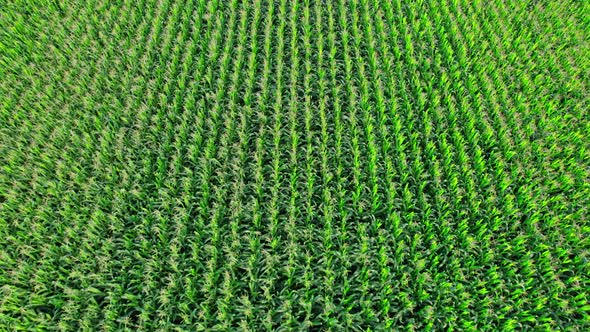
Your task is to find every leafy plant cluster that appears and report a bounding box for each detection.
[0,0,588,330]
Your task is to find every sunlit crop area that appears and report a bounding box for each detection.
[1,0,589,330]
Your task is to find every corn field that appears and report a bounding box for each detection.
[1,0,589,330]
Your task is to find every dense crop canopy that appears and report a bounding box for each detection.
[1,0,589,330]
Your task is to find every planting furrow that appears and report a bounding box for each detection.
[190,0,240,325]
[241,0,274,326]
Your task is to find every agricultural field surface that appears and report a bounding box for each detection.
[1,0,589,330]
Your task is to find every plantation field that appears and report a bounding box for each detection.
[1,0,589,330]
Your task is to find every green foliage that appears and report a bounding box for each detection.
[1,0,589,330]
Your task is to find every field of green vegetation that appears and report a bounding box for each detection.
[1,0,589,330]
